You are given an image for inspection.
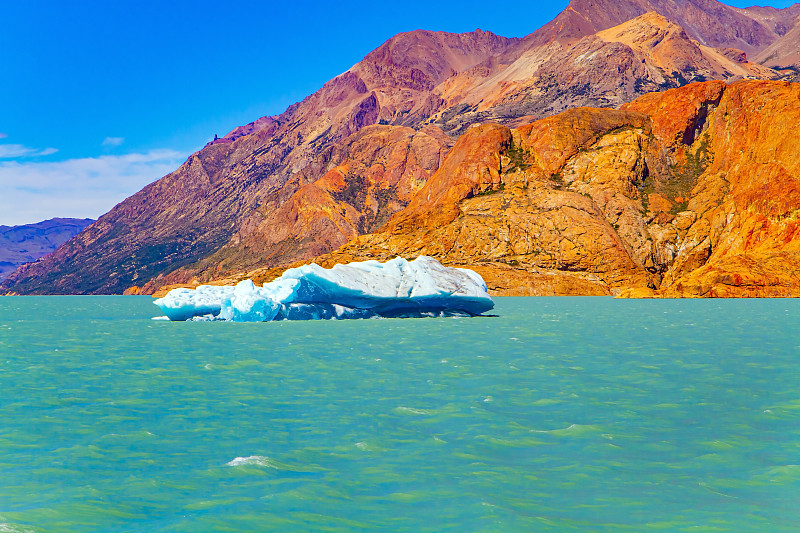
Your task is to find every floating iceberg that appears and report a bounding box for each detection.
[153,256,494,322]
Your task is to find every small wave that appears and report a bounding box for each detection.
[151,316,170,321]
[760,464,800,481]
[395,406,433,415]
[225,455,326,473]
[226,455,277,468]
[530,424,600,436]
[531,398,561,406]
[354,441,389,452]
[698,481,738,499]
[531,424,574,434]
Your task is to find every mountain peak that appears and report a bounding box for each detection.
[527,0,793,54]
[596,11,688,47]
[357,28,517,88]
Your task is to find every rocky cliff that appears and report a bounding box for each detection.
[3,0,799,295]
[203,80,800,298]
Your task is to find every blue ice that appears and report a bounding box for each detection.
[153,256,494,322]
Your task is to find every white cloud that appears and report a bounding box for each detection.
[0,143,59,159]
[102,136,125,147]
[0,149,186,226]
[0,133,7,139]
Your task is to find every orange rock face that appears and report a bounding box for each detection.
[305,80,800,297]
[652,81,800,297]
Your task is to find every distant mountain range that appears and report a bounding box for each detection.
[3,0,799,296]
[0,218,94,281]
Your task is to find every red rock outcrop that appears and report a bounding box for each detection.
[255,80,798,298]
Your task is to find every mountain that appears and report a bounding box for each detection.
[218,80,800,298]
[754,7,800,80]
[0,218,94,282]
[2,30,512,295]
[530,0,800,53]
[3,0,799,295]
[428,10,783,136]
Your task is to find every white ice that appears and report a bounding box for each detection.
[153,256,494,322]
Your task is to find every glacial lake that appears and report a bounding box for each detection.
[0,296,798,532]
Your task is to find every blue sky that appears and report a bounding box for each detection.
[0,0,796,225]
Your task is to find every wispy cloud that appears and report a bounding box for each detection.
[0,133,7,139]
[0,143,59,158]
[102,136,125,147]
[0,149,186,226]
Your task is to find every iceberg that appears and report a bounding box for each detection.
[153,256,494,322]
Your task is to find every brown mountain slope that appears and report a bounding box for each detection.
[596,12,778,80]
[737,3,800,54]
[432,12,782,135]
[221,80,797,298]
[3,0,796,295]
[755,10,800,79]
[3,30,513,294]
[141,124,453,290]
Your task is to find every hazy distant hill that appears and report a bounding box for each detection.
[0,218,94,281]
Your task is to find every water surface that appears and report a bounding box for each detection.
[0,296,798,531]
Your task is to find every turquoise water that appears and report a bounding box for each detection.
[0,296,798,532]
